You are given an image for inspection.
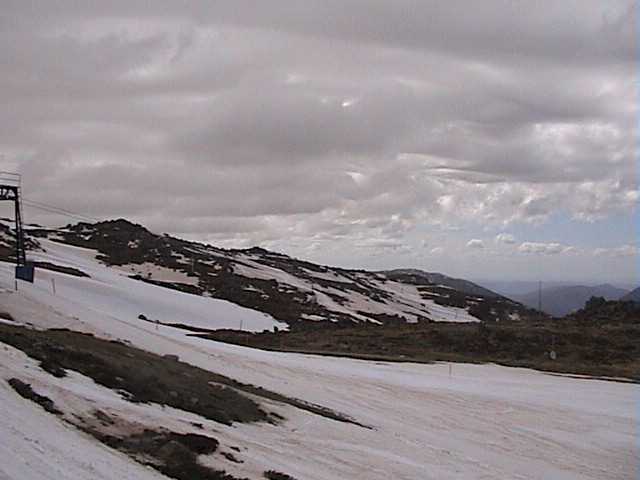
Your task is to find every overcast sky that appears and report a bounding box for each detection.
[1,1,637,285]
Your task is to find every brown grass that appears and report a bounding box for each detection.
[201,319,640,382]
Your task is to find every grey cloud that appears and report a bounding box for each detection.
[518,242,571,255]
[0,0,636,281]
[467,239,485,249]
[7,1,634,66]
[495,233,516,245]
[593,245,638,257]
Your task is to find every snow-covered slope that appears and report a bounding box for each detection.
[0,253,636,480]
[22,219,534,325]
[17,238,286,332]
[0,350,166,480]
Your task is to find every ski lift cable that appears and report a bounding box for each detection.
[21,198,101,223]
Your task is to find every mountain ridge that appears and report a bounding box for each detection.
[16,218,537,326]
[621,287,640,303]
[384,269,501,298]
[511,284,629,317]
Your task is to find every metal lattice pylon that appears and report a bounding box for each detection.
[0,172,34,282]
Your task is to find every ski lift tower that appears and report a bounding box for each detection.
[0,172,34,282]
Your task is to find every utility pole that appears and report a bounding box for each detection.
[538,280,542,314]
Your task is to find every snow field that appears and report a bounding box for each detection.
[0,239,636,479]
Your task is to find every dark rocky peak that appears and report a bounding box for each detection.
[67,218,151,235]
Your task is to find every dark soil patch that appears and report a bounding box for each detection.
[131,275,203,296]
[264,471,298,480]
[33,261,90,278]
[222,452,243,463]
[86,426,247,480]
[7,378,62,415]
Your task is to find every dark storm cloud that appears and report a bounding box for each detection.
[0,0,636,278]
[6,1,634,64]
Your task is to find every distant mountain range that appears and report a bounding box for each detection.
[510,284,630,317]
[621,287,640,303]
[476,280,584,298]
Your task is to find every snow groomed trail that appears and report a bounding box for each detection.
[0,240,637,479]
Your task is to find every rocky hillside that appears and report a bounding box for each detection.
[19,219,536,327]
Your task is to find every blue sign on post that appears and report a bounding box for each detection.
[16,262,35,283]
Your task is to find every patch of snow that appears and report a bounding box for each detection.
[420,290,447,298]
[421,299,480,323]
[374,280,479,323]
[233,261,312,292]
[337,289,422,322]
[314,291,377,323]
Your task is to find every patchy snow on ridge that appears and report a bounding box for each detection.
[13,239,286,332]
[314,291,376,323]
[233,261,312,292]
[232,258,480,324]
[422,298,480,323]
[20,220,534,325]
[301,267,354,284]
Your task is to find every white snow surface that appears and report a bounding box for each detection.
[21,239,286,332]
[0,346,167,480]
[374,279,480,323]
[0,243,637,479]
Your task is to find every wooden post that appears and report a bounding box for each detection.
[51,278,56,295]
